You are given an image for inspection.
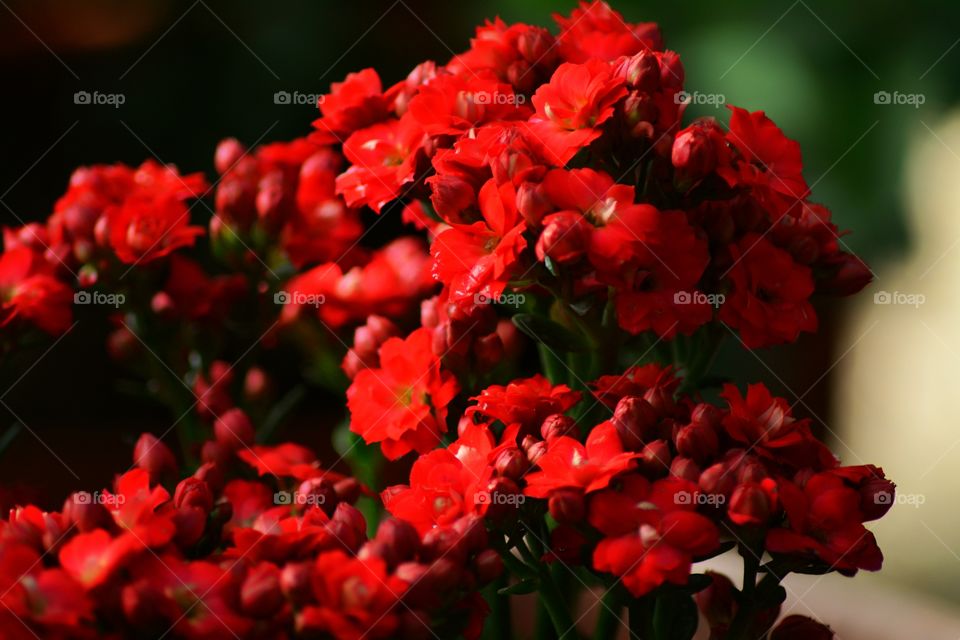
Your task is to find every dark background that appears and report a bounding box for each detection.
[0,0,953,509]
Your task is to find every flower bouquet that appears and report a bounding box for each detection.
[0,2,891,639]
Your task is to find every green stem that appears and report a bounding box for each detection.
[628,596,655,639]
[725,549,759,639]
[593,590,622,640]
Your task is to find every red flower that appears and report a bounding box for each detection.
[524,420,639,498]
[721,383,836,470]
[589,475,719,596]
[589,203,711,337]
[382,423,495,534]
[0,247,72,335]
[553,2,662,63]
[431,179,527,305]
[591,363,679,408]
[467,374,581,432]
[300,550,407,640]
[767,472,883,573]
[408,74,530,137]
[719,106,809,214]
[281,236,435,328]
[347,328,459,459]
[311,68,392,144]
[719,233,817,348]
[526,59,627,165]
[335,114,427,213]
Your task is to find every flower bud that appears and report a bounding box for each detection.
[62,494,113,533]
[133,433,178,484]
[672,120,724,184]
[493,447,526,480]
[280,561,313,605]
[548,488,585,524]
[516,182,551,227]
[375,518,420,563]
[541,413,577,442]
[241,562,284,617]
[174,477,213,513]
[298,477,338,516]
[545,525,587,564]
[612,396,659,450]
[214,138,247,175]
[474,332,504,372]
[243,367,270,403]
[333,477,362,504]
[670,457,701,483]
[728,482,773,526]
[699,462,735,497]
[638,439,672,476]
[675,423,719,464]
[616,50,661,92]
[474,549,504,585]
[214,408,255,449]
[770,615,834,640]
[535,212,588,265]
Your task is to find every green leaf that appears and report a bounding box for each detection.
[497,578,539,595]
[512,313,587,353]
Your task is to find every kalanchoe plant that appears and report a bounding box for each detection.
[0,1,889,638]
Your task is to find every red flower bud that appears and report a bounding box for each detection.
[214,138,247,175]
[548,488,585,524]
[280,561,313,605]
[616,50,661,92]
[474,548,504,585]
[672,120,725,184]
[728,481,775,526]
[333,477,362,504]
[675,422,719,464]
[62,494,113,533]
[133,433,178,483]
[699,462,736,497]
[243,367,270,402]
[474,332,505,372]
[612,396,659,450]
[545,524,587,564]
[214,408,255,449]
[536,212,588,265]
[241,562,284,617]
[297,477,338,516]
[516,182,551,227]
[375,518,420,563]
[174,477,213,513]
[638,439,672,476]
[541,413,577,442]
[670,457,701,483]
[770,615,834,640]
[493,447,526,480]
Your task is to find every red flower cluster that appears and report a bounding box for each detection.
[312,2,869,349]
[0,2,892,638]
[383,365,891,606]
[0,427,499,639]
